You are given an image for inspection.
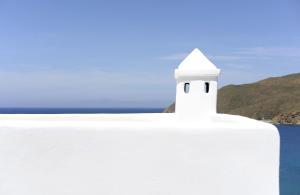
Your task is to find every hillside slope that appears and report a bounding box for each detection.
[164,73,300,124]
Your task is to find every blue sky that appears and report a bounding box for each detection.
[0,0,299,107]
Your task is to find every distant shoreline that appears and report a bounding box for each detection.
[260,119,300,125]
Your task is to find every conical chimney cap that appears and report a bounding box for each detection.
[175,48,220,80]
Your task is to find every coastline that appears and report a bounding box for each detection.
[261,119,300,125]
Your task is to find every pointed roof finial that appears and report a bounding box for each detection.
[175,48,220,80]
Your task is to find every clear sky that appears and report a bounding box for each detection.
[0,0,299,108]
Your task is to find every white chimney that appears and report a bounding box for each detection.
[175,48,220,116]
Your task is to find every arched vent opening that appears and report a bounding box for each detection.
[205,82,210,93]
[184,83,190,93]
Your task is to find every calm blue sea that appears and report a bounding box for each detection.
[278,124,300,195]
[0,108,298,194]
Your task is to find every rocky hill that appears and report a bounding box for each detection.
[164,73,300,124]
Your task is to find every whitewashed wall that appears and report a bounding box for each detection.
[0,114,279,195]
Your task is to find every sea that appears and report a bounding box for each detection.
[279,124,300,195]
[0,108,299,195]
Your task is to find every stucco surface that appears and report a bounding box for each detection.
[0,114,279,195]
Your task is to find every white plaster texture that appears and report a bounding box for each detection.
[0,114,279,195]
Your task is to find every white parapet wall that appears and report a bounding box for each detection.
[0,48,280,195]
[0,114,279,195]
